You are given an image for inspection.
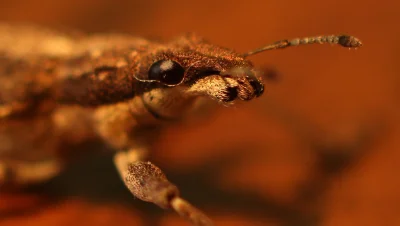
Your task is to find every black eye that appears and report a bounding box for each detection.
[148,60,185,85]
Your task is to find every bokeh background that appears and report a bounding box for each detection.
[0,0,399,225]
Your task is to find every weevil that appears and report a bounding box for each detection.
[0,24,362,225]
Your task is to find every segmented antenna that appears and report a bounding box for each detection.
[243,35,362,57]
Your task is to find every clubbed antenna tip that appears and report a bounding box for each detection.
[338,35,363,48]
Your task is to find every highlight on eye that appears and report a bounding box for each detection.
[148,60,185,85]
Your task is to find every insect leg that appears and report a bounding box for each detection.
[0,159,62,186]
[114,149,213,226]
[0,102,30,118]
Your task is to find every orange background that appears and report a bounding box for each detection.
[0,0,399,225]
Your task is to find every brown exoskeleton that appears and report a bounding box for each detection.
[0,24,362,225]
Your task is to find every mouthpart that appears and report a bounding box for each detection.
[187,68,264,102]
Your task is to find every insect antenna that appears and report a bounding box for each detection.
[242,34,362,57]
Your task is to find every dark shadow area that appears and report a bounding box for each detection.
[0,107,387,226]
[3,126,382,226]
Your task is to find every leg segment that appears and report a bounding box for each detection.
[114,150,213,226]
[0,159,62,187]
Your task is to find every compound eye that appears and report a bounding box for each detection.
[148,60,185,85]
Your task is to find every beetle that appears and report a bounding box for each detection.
[0,24,361,225]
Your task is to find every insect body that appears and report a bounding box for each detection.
[0,24,361,226]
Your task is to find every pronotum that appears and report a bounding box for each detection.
[0,24,362,226]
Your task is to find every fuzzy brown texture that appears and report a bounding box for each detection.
[0,25,264,110]
[0,24,266,186]
[0,5,384,225]
[124,161,179,209]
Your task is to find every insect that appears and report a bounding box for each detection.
[0,23,362,226]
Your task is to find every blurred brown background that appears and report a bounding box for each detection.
[0,0,399,225]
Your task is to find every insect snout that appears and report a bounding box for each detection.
[188,67,264,103]
[220,68,264,102]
